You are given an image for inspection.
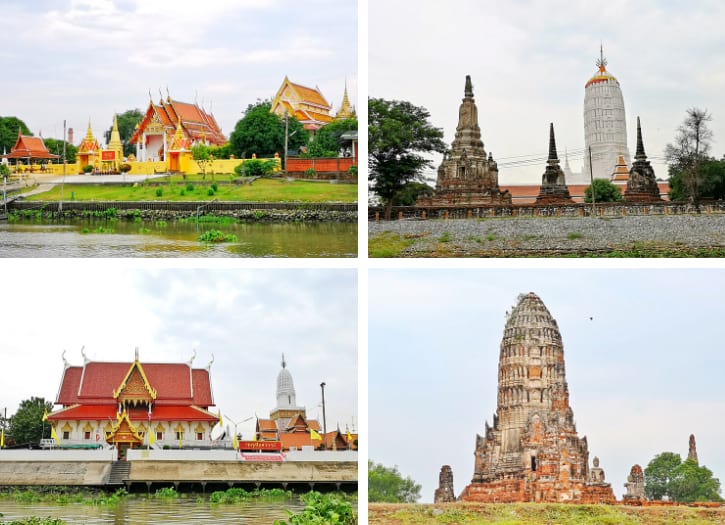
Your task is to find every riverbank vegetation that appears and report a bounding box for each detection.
[275,491,357,525]
[23,178,357,203]
[0,516,65,525]
[368,502,725,525]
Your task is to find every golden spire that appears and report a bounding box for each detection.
[85,119,94,141]
[596,42,608,73]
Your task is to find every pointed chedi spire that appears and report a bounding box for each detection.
[548,122,559,162]
[464,75,473,97]
[635,116,646,160]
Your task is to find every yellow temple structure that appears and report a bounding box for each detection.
[76,121,101,171]
[271,77,334,131]
[75,116,125,174]
[335,83,355,120]
[130,94,225,163]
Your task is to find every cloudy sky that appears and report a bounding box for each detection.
[0,0,357,144]
[369,268,725,503]
[369,0,725,184]
[0,265,357,441]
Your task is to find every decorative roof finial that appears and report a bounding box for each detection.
[596,42,608,73]
[62,350,68,369]
[81,345,89,364]
[635,116,646,159]
[281,353,286,368]
[134,346,139,361]
[207,353,215,371]
[548,122,559,162]
[464,75,473,98]
[187,348,197,367]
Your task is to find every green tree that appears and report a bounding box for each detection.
[305,118,358,158]
[105,109,144,157]
[191,143,213,178]
[393,181,434,206]
[0,116,32,153]
[669,158,725,201]
[665,108,713,206]
[645,452,722,502]
[368,460,421,503]
[8,397,53,445]
[234,158,276,177]
[368,98,446,219]
[229,100,307,161]
[209,143,232,159]
[584,178,623,203]
[43,138,78,164]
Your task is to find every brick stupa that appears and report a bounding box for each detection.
[624,117,662,202]
[535,123,574,205]
[417,75,511,207]
[457,293,615,503]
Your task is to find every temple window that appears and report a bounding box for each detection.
[196,432,203,441]
[62,431,70,440]
[156,431,163,441]
[84,431,91,440]
[531,456,537,471]
[176,431,184,441]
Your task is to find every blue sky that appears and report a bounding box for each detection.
[0,266,358,442]
[369,0,725,183]
[0,0,357,144]
[369,269,725,503]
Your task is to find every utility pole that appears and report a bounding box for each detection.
[320,382,327,444]
[59,120,66,214]
[588,146,595,216]
[284,111,289,175]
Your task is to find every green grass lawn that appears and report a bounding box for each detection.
[26,179,357,203]
[369,502,725,525]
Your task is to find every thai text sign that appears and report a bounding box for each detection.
[238,440,282,451]
[101,151,115,161]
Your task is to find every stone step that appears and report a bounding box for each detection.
[107,462,130,485]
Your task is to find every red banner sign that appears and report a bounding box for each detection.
[101,151,115,161]
[238,440,282,451]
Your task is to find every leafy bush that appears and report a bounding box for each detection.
[155,188,163,197]
[186,183,195,192]
[305,168,317,178]
[198,230,239,243]
[237,158,276,177]
[118,163,131,173]
[154,487,179,499]
[207,188,215,196]
[82,165,94,174]
[347,165,358,176]
[211,182,218,192]
[274,491,356,525]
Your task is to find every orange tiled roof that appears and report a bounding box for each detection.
[130,97,226,146]
[289,81,330,109]
[280,432,317,450]
[3,133,59,160]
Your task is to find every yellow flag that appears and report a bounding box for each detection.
[310,429,322,441]
[232,434,239,450]
[42,409,49,422]
[179,436,183,449]
[252,431,257,442]
[1,428,4,448]
[347,430,352,442]
[218,412,223,427]
[149,431,156,446]
[50,425,60,444]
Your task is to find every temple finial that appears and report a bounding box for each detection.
[548,123,559,162]
[464,75,473,97]
[596,42,607,73]
[281,353,286,368]
[635,116,646,159]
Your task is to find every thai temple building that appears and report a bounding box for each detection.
[130,94,225,162]
[47,349,219,459]
[76,121,102,170]
[1,130,59,167]
[417,75,511,207]
[581,45,631,181]
[256,355,356,451]
[271,77,334,131]
[448,293,615,503]
[610,154,630,185]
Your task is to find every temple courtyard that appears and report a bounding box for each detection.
[368,214,725,257]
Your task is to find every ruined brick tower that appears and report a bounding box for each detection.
[535,123,574,205]
[417,75,511,207]
[459,292,615,503]
[624,116,662,202]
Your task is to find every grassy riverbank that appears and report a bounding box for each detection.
[368,502,725,525]
[25,178,357,203]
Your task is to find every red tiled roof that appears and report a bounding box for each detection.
[56,361,213,407]
[130,98,225,146]
[47,404,217,422]
[258,419,278,431]
[280,432,317,450]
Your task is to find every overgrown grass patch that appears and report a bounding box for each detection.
[369,232,417,257]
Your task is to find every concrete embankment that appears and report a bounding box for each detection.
[0,450,357,489]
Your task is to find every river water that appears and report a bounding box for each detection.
[0,497,304,523]
[0,220,357,257]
